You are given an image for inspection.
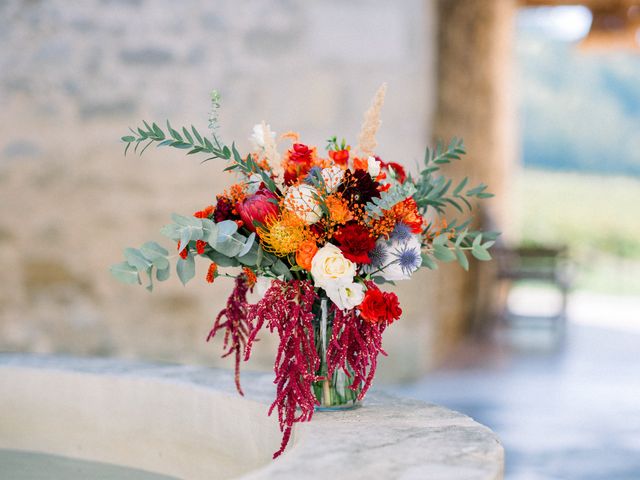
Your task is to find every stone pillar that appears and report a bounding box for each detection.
[430,0,517,356]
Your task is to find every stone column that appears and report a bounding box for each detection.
[430,0,517,356]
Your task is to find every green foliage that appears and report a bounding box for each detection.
[223,144,278,193]
[111,214,281,290]
[412,138,493,215]
[365,182,417,219]
[326,136,347,152]
[121,121,231,161]
[424,230,496,271]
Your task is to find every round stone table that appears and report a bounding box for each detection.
[0,354,503,479]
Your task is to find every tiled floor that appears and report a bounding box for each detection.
[392,304,640,479]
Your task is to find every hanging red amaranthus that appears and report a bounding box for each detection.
[326,291,388,400]
[207,275,251,396]
[245,279,320,459]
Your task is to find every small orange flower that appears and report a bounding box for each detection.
[295,239,318,271]
[194,205,215,218]
[206,262,218,283]
[196,240,207,255]
[325,194,351,224]
[177,242,189,259]
[390,198,424,233]
[242,267,257,287]
[352,156,368,171]
[224,183,247,205]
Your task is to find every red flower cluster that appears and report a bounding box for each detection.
[380,159,407,183]
[359,287,402,324]
[328,148,349,167]
[333,222,376,264]
[283,143,315,184]
[213,196,234,223]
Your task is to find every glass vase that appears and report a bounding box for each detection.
[312,298,361,411]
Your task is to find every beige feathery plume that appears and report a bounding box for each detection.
[357,83,387,158]
[261,121,283,181]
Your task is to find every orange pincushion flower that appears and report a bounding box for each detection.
[325,194,351,224]
[390,198,424,233]
[257,212,308,257]
[206,262,218,283]
[196,240,207,255]
[295,239,318,271]
[242,267,257,287]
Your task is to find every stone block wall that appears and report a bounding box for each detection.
[0,0,437,381]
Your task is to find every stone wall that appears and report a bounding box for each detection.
[0,0,437,380]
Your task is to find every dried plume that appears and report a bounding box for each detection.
[261,121,283,181]
[356,83,387,158]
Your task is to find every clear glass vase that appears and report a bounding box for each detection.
[312,298,361,411]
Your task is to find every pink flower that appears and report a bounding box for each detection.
[236,187,279,232]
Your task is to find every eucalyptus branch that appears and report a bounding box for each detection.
[412,138,493,215]
[120,121,231,161]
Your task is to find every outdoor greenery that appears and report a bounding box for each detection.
[517,32,640,177]
[517,169,640,294]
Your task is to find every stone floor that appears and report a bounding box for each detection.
[392,292,640,480]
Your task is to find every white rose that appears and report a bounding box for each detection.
[284,184,323,224]
[367,156,381,178]
[311,243,356,289]
[320,165,344,192]
[325,281,364,311]
[249,123,275,150]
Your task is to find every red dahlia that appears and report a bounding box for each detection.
[359,287,402,324]
[333,222,376,264]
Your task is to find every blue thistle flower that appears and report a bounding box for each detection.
[392,241,422,277]
[368,242,388,269]
[304,166,323,185]
[390,222,412,242]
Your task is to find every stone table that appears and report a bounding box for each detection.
[0,354,503,479]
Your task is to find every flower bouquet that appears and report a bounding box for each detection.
[111,84,497,458]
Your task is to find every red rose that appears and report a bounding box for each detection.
[329,149,349,167]
[284,143,314,185]
[359,287,402,324]
[333,222,376,264]
[236,188,279,232]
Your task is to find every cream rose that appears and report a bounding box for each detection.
[284,184,323,224]
[311,243,356,289]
